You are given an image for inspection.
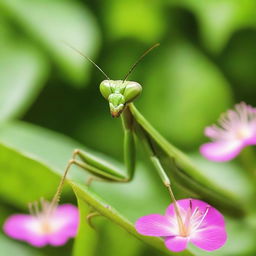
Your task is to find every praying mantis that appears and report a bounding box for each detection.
[52,43,243,217]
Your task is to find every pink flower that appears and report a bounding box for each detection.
[200,102,256,162]
[3,200,79,247]
[135,199,227,252]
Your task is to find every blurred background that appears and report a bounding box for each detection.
[1,0,256,255]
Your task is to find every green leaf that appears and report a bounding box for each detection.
[102,0,166,42]
[0,38,48,122]
[72,195,98,256]
[0,0,100,86]
[220,31,256,99]
[169,0,256,53]
[95,221,144,256]
[0,142,59,208]
[0,233,45,256]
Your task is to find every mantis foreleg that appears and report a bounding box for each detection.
[51,108,137,206]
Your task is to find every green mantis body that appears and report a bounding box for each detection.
[53,44,245,217]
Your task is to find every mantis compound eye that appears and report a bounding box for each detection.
[99,80,113,100]
[99,80,142,117]
[123,81,142,103]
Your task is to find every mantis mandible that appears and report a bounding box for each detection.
[51,43,243,217]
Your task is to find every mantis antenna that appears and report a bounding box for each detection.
[64,42,110,80]
[122,43,160,82]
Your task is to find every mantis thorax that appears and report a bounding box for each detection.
[100,80,142,117]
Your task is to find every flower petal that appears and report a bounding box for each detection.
[52,204,79,236]
[48,232,70,247]
[165,236,189,252]
[166,199,190,218]
[191,226,227,251]
[244,134,256,146]
[47,204,79,246]
[135,214,175,236]
[200,140,243,162]
[3,214,48,247]
[166,198,195,218]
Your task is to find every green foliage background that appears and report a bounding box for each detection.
[0,0,256,255]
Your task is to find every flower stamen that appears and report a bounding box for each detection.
[194,206,210,231]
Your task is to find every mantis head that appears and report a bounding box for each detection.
[65,42,159,118]
[99,80,142,117]
[98,43,159,117]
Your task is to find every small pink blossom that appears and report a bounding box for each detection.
[135,199,227,252]
[200,102,256,162]
[3,200,79,247]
